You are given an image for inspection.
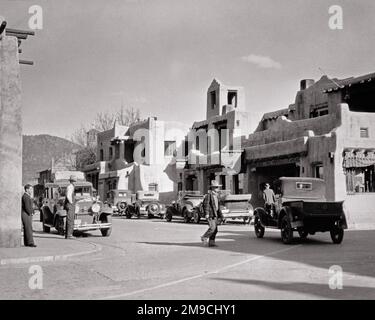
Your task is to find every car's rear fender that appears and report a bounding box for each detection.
[278,206,298,228]
[253,207,267,226]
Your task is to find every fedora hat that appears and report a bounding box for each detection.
[69,175,77,182]
[210,180,222,188]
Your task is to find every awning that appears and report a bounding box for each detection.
[343,151,375,168]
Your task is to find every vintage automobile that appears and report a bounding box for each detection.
[106,189,133,217]
[220,193,253,224]
[41,180,113,237]
[129,190,165,219]
[165,191,205,223]
[253,177,347,244]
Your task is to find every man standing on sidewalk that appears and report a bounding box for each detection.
[21,184,36,247]
[64,175,76,239]
[201,180,223,247]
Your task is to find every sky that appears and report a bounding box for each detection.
[1,0,375,139]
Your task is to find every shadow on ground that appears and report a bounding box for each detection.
[211,277,375,299]
[138,228,375,282]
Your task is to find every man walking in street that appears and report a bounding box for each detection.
[21,184,36,247]
[201,180,223,247]
[65,175,76,239]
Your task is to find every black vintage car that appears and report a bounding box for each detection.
[41,180,113,237]
[253,177,347,244]
[165,191,205,223]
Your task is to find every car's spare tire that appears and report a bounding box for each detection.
[117,202,127,211]
[148,202,161,216]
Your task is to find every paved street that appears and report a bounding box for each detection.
[1,216,375,300]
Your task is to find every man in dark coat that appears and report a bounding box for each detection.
[21,184,36,247]
[201,180,223,247]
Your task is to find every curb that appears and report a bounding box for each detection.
[0,240,102,266]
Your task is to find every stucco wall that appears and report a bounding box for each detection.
[244,113,338,148]
[0,36,22,247]
[333,104,375,204]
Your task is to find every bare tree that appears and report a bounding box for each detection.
[93,112,116,132]
[116,106,141,126]
[71,125,88,147]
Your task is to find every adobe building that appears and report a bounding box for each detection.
[243,73,375,228]
[83,117,189,203]
[178,79,251,194]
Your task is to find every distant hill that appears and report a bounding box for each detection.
[22,134,81,185]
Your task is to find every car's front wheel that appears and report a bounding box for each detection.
[43,224,50,233]
[330,227,344,244]
[193,209,200,224]
[281,215,293,244]
[101,228,112,237]
[254,215,265,238]
[298,228,308,240]
[182,209,191,223]
[101,215,112,237]
[125,207,132,219]
[165,207,173,222]
[55,216,66,236]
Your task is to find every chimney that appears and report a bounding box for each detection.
[300,79,315,90]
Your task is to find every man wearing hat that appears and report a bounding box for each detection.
[64,175,76,239]
[21,184,36,247]
[201,180,223,247]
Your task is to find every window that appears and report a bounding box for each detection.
[210,91,216,109]
[220,175,226,190]
[360,128,369,138]
[314,163,324,179]
[164,141,176,156]
[296,182,312,190]
[227,91,237,107]
[196,136,200,151]
[109,147,113,159]
[100,149,104,161]
[148,183,158,191]
[310,106,328,118]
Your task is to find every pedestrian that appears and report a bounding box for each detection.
[263,183,276,218]
[201,180,223,247]
[64,175,76,239]
[21,184,36,247]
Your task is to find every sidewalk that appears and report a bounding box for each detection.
[0,213,102,266]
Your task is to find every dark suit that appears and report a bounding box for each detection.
[202,191,223,242]
[21,192,35,246]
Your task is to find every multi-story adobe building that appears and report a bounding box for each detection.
[243,73,375,228]
[178,79,251,195]
[83,117,189,203]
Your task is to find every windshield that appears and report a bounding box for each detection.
[75,186,92,198]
